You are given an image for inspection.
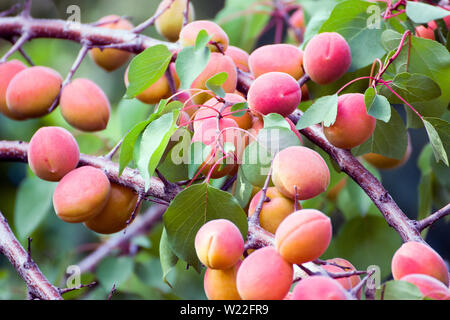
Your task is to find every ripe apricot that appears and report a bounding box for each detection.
[323,93,376,149]
[236,246,293,300]
[303,32,351,85]
[272,146,330,200]
[326,257,361,290]
[28,127,80,182]
[225,46,250,72]
[291,276,349,300]
[247,72,301,117]
[53,166,111,223]
[275,209,332,264]
[180,20,229,52]
[204,260,242,300]
[195,219,244,270]
[84,183,139,234]
[363,137,412,169]
[6,66,62,119]
[415,25,435,40]
[289,8,305,29]
[0,60,27,120]
[155,0,195,42]
[401,274,450,300]
[60,78,110,132]
[89,15,133,71]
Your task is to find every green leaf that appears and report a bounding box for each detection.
[257,127,301,156]
[240,141,273,188]
[423,118,449,166]
[195,30,212,50]
[187,142,211,179]
[230,102,248,117]
[405,1,450,24]
[233,167,254,208]
[14,176,56,240]
[125,45,173,98]
[205,72,228,98]
[417,172,432,239]
[364,87,391,123]
[117,99,152,136]
[376,280,423,300]
[263,113,291,130]
[296,94,338,130]
[163,183,248,271]
[97,256,134,291]
[159,228,178,288]
[380,73,442,103]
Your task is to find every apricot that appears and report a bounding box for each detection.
[53,166,111,223]
[247,72,301,117]
[195,219,244,269]
[190,52,237,104]
[248,44,304,79]
[415,25,435,40]
[391,241,449,286]
[60,78,110,132]
[28,127,80,182]
[323,93,376,149]
[0,60,27,120]
[248,187,299,234]
[236,246,293,300]
[84,183,139,234]
[89,15,133,71]
[363,138,412,169]
[289,8,305,29]
[204,260,242,300]
[155,0,195,42]
[272,146,330,200]
[401,274,450,300]
[180,20,229,52]
[275,209,332,264]
[326,257,361,290]
[225,46,250,72]
[6,66,62,119]
[303,32,351,85]
[322,264,352,291]
[291,276,349,300]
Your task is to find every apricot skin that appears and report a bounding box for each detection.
[180,20,229,52]
[195,219,244,270]
[291,276,349,300]
[60,78,110,132]
[204,260,242,300]
[303,32,351,85]
[272,146,330,200]
[275,209,332,264]
[0,60,27,120]
[84,183,139,234]
[28,127,80,182]
[326,257,361,291]
[225,46,250,72]
[323,93,376,149]
[89,15,133,71]
[415,25,435,40]
[6,66,62,119]
[247,72,301,117]
[249,44,304,79]
[248,187,300,234]
[155,0,195,42]
[53,166,111,223]
[401,274,450,300]
[236,247,293,300]
[391,241,449,286]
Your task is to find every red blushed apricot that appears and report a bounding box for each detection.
[28,127,80,182]
[248,187,300,234]
[0,60,27,120]
[191,53,237,104]
[193,93,252,131]
[291,276,350,300]
[323,93,376,149]
[275,209,332,264]
[180,20,229,52]
[391,241,449,286]
[415,25,435,40]
[155,0,195,42]
[84,183,139,234]
[60,78,110,132]
[247,72,301,117]
[6,66,62,119]
[363,138,412,169]
[236,247,293,300]
[195,219,244,270]
[289,8,305,29]
[53,166,111,223]
[249,44,304,79]
[204,260,242,300]
[272,146,330,200]
[225,46,250,72]
[326,257,361,290]
[303,32,351,85]
[322,265,352,291]
[89,15,134,71]
[401,274,450,300]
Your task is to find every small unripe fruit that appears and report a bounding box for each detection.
[53,166,111,223]
[225,46,250,72]
[195,219,244,270]
[247,72,301,117]
[0,60,27,120]
[204,261,242,300]
[323,93,376,149]
[84,183,139,234]
[89,15,134,71]
[272,146,330,200]
[6,66,62,118]
[303,32,351,85]
[180,20,229,52]
[275,209,332,264]
[401,274,450,300]
[236,247,293,300]
[60,78,110,132]
[291,276,350,300]
[28,127,80,182]
[155,0,195,42]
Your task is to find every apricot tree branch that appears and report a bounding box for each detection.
[416,203,450,231]
[132,0,176,34]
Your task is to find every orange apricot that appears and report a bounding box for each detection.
[401,274,450,300]
[291,276,350,300]
[180,20,229,52]
[225,46,250,72]
[204,260,242,300]
[0,60,27,120]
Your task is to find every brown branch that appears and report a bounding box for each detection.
[416,203,450,231]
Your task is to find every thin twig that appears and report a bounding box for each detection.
[0,32,29,63]
[132,0,176,33]
[59,281,97,295]
[416,203,450,231]
[104,138,123,161]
